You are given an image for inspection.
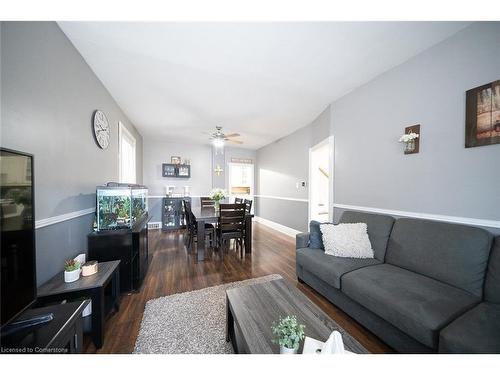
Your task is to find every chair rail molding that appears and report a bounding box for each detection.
[254,194,308,203]
[35,207,95,229]
[333,203,500,229]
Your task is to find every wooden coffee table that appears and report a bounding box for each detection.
[225,278,368,354]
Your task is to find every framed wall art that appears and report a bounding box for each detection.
[465,80,500,148]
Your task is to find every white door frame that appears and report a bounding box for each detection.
[308,136,334,223]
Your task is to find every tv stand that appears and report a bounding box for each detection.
[1,313,54,336]
[0,300,88,354]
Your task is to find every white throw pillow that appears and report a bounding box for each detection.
[319,223,374,259]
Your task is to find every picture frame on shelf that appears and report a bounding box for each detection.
[171,156,181,164]
[178,166,190,177]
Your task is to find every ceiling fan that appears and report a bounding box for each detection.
[209,126,243,147]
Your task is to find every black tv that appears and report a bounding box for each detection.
[0,148,37,328]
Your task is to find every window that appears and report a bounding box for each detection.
[119,122,136,184]
[228,162,254,196]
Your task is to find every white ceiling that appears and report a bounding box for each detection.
[59,22,470,149]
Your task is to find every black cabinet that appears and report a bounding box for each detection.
[88,215,149,293]
[162,197,190,231]
[0,301,88,354]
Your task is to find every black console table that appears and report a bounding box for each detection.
[37,261,120,349]
[0,301,88,354]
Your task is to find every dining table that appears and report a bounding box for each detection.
[190,205,254,261]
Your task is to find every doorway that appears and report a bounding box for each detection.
[309,136,334,223]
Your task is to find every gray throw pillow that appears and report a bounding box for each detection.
[309,220,329,250]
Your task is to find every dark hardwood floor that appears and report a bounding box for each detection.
[83,222,392,353]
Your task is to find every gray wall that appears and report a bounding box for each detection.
[142,138,256,222]
[1,22,144,285]
[255,105,332,231]
[332,21,500,221]
[143,139,213,197]
[256,22,500,233]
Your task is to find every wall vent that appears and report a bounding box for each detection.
[148,222,161,230]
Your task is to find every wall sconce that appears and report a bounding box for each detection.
[399,124,420,154]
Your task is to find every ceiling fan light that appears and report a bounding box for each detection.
[212,138,225,148]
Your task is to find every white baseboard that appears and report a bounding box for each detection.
[254,216,301,237]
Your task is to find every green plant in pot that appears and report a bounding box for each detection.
[64,259,81,283]
[271,315,305,354]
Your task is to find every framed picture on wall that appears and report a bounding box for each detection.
[465,80,500,148]
[171,156,181,164]
[162,164,176,177]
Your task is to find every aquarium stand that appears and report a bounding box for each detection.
[87,214,150,293]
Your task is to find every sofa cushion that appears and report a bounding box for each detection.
[439,303,500,353]
[341,263,480,349]
[309,220,325,249]
[485,236,500,303]
[385,218,492,297]
[296,247,381,289]
[339,211,394,261]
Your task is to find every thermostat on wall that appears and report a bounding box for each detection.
[296,181,307,189]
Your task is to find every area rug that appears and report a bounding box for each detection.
[133,274,282,354]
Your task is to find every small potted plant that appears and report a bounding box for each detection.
[271,315,305,354]
[209,188,227,211]
[64,259,81,283]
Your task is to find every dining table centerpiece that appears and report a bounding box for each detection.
[209,188,227,211]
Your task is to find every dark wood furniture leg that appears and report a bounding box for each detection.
[90,287,105,349]
[226,294,234,343]
[113,268,121,312]
[245,216,252,254]
[197,219,206,261]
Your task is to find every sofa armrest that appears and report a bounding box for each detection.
[296,232,310,249]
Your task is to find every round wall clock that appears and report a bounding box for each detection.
[93,110,110,149]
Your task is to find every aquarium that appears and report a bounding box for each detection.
[96,183,148,231]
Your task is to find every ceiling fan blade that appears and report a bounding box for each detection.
[227,139,243,144]
[224,133,240,138]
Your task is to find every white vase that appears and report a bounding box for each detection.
[280,346,298,354]
[64,268,81,283]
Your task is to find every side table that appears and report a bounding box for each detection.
[37,260,120,349]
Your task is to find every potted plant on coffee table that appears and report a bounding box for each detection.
[64,259,81,283]
[271,315,305,354]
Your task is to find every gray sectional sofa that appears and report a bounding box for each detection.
[295,210,500,353]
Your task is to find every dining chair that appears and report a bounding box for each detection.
[217,203,246,258]
[244,199,252,214]
[234,197,243,204]
[200,196,215,208]
[183,199,215,250]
